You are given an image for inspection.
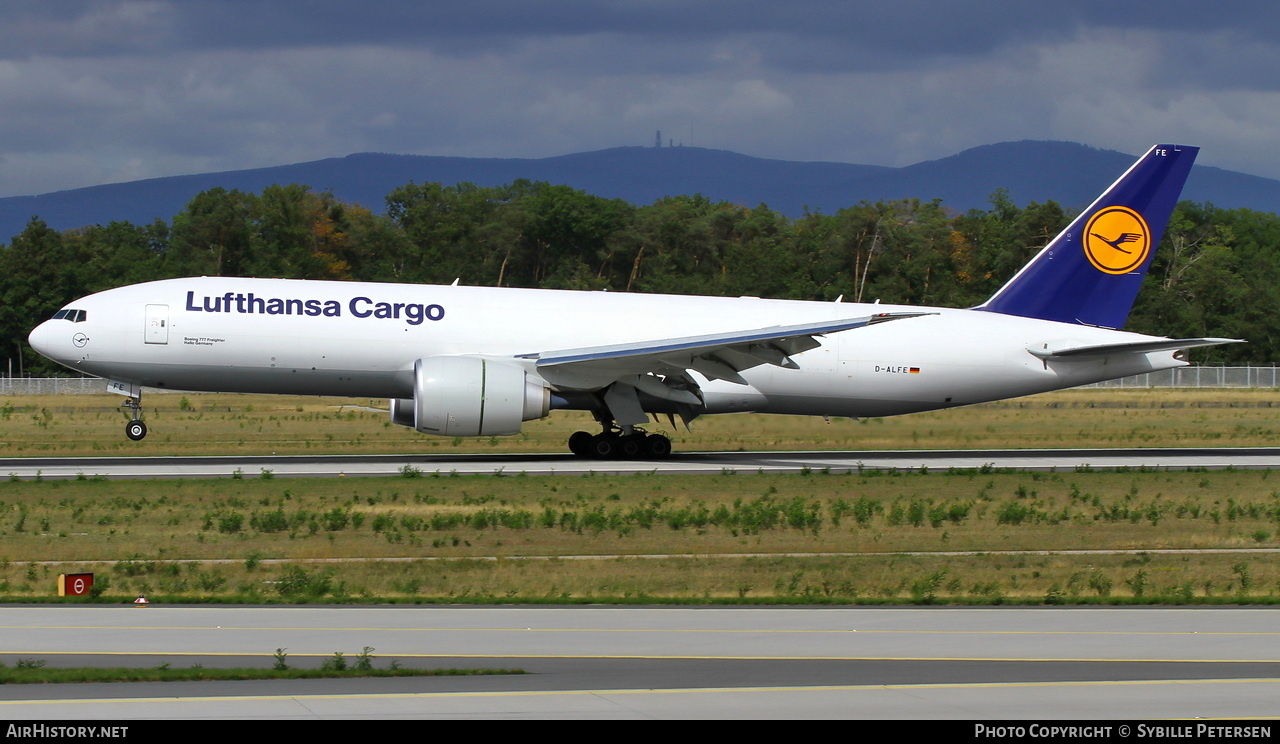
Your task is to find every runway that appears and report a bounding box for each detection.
[2,446,1280,479]
[1,605,1279,720]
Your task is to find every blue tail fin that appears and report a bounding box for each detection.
[976,144,1198,328]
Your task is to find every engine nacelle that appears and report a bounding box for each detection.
[391,356,550,437]
[390,397,415,428]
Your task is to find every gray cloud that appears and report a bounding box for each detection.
[3,1,1280,199]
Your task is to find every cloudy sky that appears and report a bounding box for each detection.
[3,0,1279,198]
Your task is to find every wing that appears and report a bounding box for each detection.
[518,311,932,412]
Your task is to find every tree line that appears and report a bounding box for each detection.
[2,179,1275,375]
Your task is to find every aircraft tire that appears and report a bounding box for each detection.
[568,431,594,457]
[589,433,617,459]
[125,420,147,441]
[617,434,645,459]
[643,434,672,459]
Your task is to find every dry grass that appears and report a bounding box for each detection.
[2,468,1278,603]
[0,387,1278,456]
[3,387,1277,604]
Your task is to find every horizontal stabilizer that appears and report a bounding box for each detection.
[1028,337,1243,361]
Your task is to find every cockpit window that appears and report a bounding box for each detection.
[51,309,87,322]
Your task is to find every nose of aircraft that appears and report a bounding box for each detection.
[28,320,65,364]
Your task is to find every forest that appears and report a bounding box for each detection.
[1,179,1274,375]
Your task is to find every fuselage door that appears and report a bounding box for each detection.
[145,304,169,345]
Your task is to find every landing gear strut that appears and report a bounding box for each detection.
[122,396,147,441]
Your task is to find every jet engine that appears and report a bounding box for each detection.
[390,356,550,437]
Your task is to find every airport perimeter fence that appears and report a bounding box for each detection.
[0,377,119,396]
[1081,366,1280,388]
[0,367,1278,395]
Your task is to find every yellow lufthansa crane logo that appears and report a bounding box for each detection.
[1083,206,1151,274]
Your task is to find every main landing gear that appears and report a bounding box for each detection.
[122,396,147,441]
[565,381,690,459]
[568,426,672,460]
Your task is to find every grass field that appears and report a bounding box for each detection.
[1,388,1277,604]
[0,387,1278,456]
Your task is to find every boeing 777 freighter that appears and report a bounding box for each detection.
[28,144,1239,458]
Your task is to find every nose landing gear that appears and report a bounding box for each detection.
[122,396,147,441]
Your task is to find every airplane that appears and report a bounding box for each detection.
[27,144,1240,459]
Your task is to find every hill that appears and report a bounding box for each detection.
[2,140,1277,241]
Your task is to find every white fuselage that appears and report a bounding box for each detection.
[29,276,1184,420]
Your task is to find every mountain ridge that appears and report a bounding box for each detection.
[2,140,1277,242]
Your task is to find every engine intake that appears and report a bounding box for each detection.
[391,356,549,437]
